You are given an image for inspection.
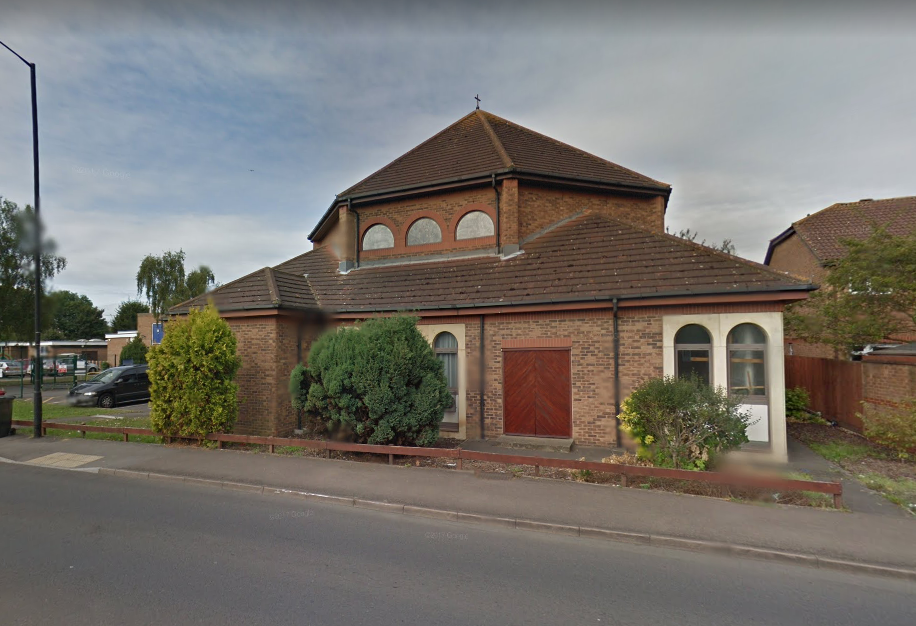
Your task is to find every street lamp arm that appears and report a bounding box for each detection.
[0,39,31,66]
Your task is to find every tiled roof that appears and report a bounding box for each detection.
[170,267,317,314]
[338,110,670,198]
[268,212,809,314]
[782,196,916,263]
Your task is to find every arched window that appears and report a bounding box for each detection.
[362,224,394,250]
[434,332,458,417]
[728,323,767,401]
[406,218,442,246]
[675,324,712,385]
[455,211,495,240]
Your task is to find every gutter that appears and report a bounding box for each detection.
[613,297,622,448]
[327,284,815,315]
[492,174,500,255]
[479,314,486,440]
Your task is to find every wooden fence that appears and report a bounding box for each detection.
[11,419,844,508]
[785,355,864,431]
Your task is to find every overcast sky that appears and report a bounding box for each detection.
[3,0,915,319]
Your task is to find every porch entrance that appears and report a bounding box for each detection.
[502,349,571,438]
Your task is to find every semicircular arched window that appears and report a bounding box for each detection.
[362,224,395,250]
[727,323,767,401]
[406,218,442,246]
[455,211,495,240]
[675,324,712,385]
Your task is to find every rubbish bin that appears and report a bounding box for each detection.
[0,396,12,438]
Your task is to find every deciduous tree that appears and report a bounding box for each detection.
[785,226,916,352]
[136,250,216,318]
[110,300,150,332]
[45,291,108,340]
[0,197,66,341]
[669,227,737,255]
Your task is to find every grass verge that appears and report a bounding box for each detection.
[860,473,916,512]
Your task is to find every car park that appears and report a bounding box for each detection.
[67,365,150,408]
[26,360,68,376]
[55,353,100,374]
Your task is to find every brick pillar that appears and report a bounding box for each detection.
[500,178,520,255]
[655,195,666,232]
[338,205,357,272]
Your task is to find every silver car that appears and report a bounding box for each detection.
[0,359,24,378]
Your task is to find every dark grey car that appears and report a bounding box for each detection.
[67,365,150,408]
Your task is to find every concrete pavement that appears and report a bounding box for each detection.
[1,433,914,572]
[2,463,914,626]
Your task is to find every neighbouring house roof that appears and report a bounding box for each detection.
[170,266,318,315]
[765,196,916,265]
[308,109,671,240]
[176,212,811,317]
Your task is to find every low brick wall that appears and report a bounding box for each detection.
[862,355,916,420]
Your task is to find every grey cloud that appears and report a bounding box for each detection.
[2,1,915,314]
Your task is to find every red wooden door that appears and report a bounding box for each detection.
[503,350,536,435]
[503,349,571,438]
[535,350,571,437]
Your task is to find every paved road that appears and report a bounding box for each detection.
[1,464,914,625]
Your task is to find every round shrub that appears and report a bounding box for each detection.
[148,305,241,438]
[304,316,451,446]
[120,335,148,365]
[620,376,755,470]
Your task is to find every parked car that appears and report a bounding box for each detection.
[55,353,100,374]
[0,359,24,378]
[26,360,68,376]
[67,365,150,408]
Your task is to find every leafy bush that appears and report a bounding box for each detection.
[120,335,149,365]
[304,316,451,446]
[289,362,325,435]
[619,376,755,470]
[785,386,811,419]
[100,361,111,370]
[289,363,309,410]
[861,401,916,460]
[148,305,241,438]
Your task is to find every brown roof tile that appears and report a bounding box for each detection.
[170,267,317,314]
[337,110,669,199]
[272,213,810,314]
[782,196,916,263]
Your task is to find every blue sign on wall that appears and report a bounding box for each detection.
[152,323,164,345]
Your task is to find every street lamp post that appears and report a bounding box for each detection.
[1,40,43,437]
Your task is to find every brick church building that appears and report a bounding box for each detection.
[172,109,812,461]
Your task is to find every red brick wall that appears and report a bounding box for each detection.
[228,315,309,437]
[313,181,666,263]
[767,232,826,284]
[862,358,916,412]
[420,310,665,447]
[318,187,499,262]
[224,303,786,445]
[518,183,665,239]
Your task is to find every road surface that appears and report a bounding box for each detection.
[1,463,914,625]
